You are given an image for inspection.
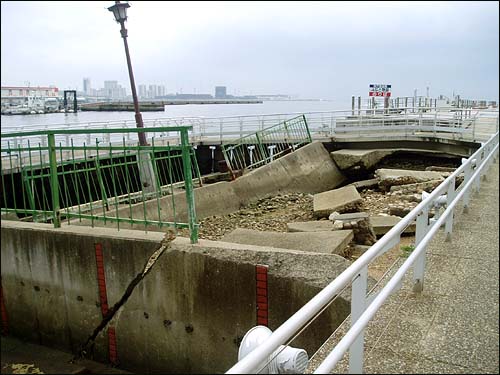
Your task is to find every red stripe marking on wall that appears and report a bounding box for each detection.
[0,280,8,335]
[108,326,118,365]
[95,243,109,317]
[95,243,118,365]
[256,265,268,327]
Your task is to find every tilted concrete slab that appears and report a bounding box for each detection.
[233,141,347,206]
[370,215,416,236]
[313,185,362,218]
[331,149,395,170]
[287,221,333,232]
[330,147,466,172]
[221,227,354,255]
[375,168,448,190]
[329,212,369,221]
[348,178,380,191]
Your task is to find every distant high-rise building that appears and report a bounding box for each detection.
[83,78,91,95]
[102,80,126,100]
[215,86,227,99]
[138,84,147,99]
[148,84,158,99]
[104,80,118,90]
[157,85,166,97]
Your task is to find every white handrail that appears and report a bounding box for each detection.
[314,138,499,373]
[225,131,499,374]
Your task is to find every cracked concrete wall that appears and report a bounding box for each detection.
[1,221,353,374]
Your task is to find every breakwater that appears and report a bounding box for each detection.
[80,99,263,112]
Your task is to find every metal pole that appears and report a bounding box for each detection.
[351,96,355,116]
[118,16,147,146]
[48,133,61,228]
[181,129,198,243]
[349,266,367,373]
[413,206,429,292]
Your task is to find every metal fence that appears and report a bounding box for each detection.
[220,115,312,176]
[3,107,497,147]
[1,126,200,243]
[225,130,499,374]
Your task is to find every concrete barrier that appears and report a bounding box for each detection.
[1,221,354,374]
[232,141,346,206]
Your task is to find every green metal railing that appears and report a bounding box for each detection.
[221,114,312,176]
[1,126,200,243]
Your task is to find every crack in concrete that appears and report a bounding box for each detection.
[74,230,176,361]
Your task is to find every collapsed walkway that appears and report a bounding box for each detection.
[309,161,499,373]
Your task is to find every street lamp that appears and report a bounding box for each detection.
[108,1,147,146]
[109,1,156,194]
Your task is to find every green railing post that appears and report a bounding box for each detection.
[303,114,312,142]
[180,129,198,243]
[47,133,61,228]
[254,131,267,165]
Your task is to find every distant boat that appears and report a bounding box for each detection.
[2,104,32,115]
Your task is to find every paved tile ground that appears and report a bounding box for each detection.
[308,157,499,374]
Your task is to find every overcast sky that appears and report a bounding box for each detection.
[1,1,498,100]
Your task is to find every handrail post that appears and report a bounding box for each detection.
[180,129,198,243]
[462,160,473,213]
[47,133,61,228]
[474,156,482,193]
[349,265,368,374]
[413,206,429,292]
[444,177,456,241]
[219,119,223,144]
[433,110,437,137]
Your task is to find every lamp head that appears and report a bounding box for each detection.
[108,2,130,23]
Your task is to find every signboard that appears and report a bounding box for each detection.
[369,84,391,97]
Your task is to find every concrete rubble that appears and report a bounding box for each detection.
[329,212,377,246]
[370,215,416,236]
[330,149,395,171]
[347,178,380,191]
[313,185,363,218]
[388,179,444,195]
[375,168,450,191]
[286,221,333,232]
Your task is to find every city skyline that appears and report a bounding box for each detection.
[1,1,499,101]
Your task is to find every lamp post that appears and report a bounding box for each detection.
[108,1,147,146]
[108,1,155,193]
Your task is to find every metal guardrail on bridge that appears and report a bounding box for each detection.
[220,115,312,176]
[3,107,497,149]
[225,130,499,374]
[1,126,200,243]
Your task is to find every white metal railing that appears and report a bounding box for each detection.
[225,131,499,374]
[3,106,493,153]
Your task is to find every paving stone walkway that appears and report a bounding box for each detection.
[308,159,499,374]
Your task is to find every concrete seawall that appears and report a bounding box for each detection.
[1,221,353,373]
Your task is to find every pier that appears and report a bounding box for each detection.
[80,98,263,111]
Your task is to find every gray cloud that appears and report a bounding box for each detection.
[1,1,498,100]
